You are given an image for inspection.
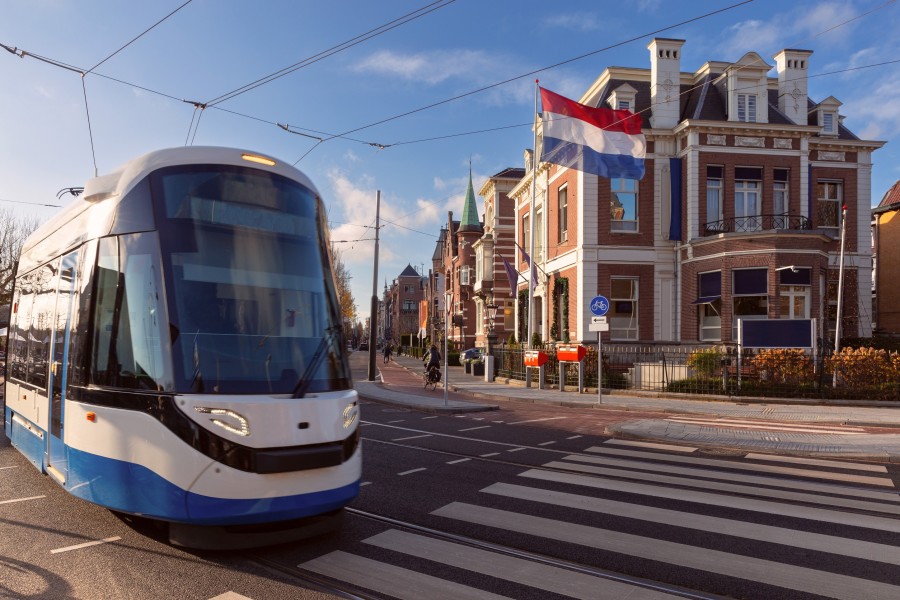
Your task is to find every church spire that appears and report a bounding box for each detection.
[458,161,482,233]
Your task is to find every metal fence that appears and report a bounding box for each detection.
[490,344,900,401]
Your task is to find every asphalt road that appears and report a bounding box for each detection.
[0,354,897,599]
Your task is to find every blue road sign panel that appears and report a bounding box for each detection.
[590,295,609,316]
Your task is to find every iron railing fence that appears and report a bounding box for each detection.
[488,344,900,401]
[703,214,811,235]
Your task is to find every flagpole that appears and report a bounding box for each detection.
[527,80,539,349]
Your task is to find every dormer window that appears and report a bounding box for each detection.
[737,93,757,122]
[608,83,638,114]
[814,96,842,138]
[823,112,836,135]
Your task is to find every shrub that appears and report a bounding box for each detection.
[687,348,722,377]
[750,349,813,384]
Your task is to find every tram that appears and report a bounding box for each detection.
[4,147,360,548]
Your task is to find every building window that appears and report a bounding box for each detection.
[779,268,811,319]
[706,166,723,231]
[823,112,835,135]
[734,167,762,232]
[558,185,568,242]
[737,94,757,122]
[773,169,789,228]
[610,278,638,340]
[733,268,768,340]
[611,178,638,232]
[535,210,544,260]
[522,214,530,255]
[403,300,415,311]
[697,271,722,342]
[459,265,470,286]
[404,284,414,293]
[475,303,483,335]
[475,247,484,283]
[817,180,842,234]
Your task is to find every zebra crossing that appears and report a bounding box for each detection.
[300,444,900,599]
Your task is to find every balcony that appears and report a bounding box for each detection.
[704,214,811,236]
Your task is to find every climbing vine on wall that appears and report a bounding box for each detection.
[518,289,528,342]
[550,277,570,342]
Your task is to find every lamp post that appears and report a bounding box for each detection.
[444,291,451,405]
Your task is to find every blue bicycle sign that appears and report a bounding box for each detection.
[590,295,609,316]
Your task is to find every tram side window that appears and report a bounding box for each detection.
[90,234,173,391]
[9,286,34,382]
[27,264,58,389]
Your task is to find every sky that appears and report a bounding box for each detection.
[3,0,900,323]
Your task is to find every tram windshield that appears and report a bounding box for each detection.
[154,165,350,395]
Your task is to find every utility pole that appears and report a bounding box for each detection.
[367,190,381,381]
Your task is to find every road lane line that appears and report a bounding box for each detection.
[1,466,19,470]
[507,417,568,425]
[0,495,45,505]
[387,419,406,424]
[393,434,433,442]
[480,453,500,457]
[360,481,372,486]
[432,503,900,600]
[210,592,253,600]
[566,435,582,440]
[483,482,900,567]
[537,441,556,446]
[51,537,121,554]
[364,529,680,599]
[421,416,439,420]
[398,468,427,476]
[301,551,513,600]
[507,448,527,452]
[603,439,697,452]
[459,426,491,432]
[447,458,471,464]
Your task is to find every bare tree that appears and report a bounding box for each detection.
[0,207,40,310]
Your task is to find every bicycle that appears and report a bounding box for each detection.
[423,366,441,390]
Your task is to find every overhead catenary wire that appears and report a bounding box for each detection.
[206,0,457,107]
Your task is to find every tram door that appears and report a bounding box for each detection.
[47,252,78,478]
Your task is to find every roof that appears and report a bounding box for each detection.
[398,264,420,278]
[873,180,900,215]
[458,170,483,233]
[491,167,526,179]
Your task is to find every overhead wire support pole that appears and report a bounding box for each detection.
[368,190,381,382]
[527,80,539,349]
[833,203,848,387]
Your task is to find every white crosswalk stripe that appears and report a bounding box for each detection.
[299,442,900,599]
[666,416,868,434]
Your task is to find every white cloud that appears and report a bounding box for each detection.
[795,2,858,39]
[842,71,900,139]
[718,20,781,59]
[353,49,500,86]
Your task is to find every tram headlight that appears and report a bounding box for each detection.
[194,407,250,437]
[342,401,359,429]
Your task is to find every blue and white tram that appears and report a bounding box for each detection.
[4,147,360,548]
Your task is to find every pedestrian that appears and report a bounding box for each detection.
[383,342,392,364]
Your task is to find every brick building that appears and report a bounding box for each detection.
[507,38,883,346]
[873,181,900,334]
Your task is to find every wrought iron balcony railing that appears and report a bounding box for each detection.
[704,214,811,235]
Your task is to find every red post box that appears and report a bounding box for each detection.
[524,350,549,367]
[557,345,587,362]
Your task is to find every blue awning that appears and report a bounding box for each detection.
[692,296,721,305]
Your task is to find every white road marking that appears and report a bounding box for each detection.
[0,495,45,505]
[743,453,889,473]
[447,458,471,465]
[566,435,582,440]
[459,426,491,432]
[301,551,513,600]
[483,482,900,567]
[604,439,697,452]
[360,482,372,487]
[537,441,556,446]
[582,446,895,488]
[528,467,900,528]
[210,593,254,600]
[667,416,866,435]
[387,419,406,424]
[365,529,680,599]
[480,453,500,457]
[421,416,439,420]
[1,465,19,470]
[397,468,427,476]
[507,448,527,452]
[393,434,433,442]
[433,503,900,600]
[507,417,568,425]
[50,536,121,554]
[670,416,868,431]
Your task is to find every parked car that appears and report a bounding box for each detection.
[358,342,369,351]
[459,347,484,365]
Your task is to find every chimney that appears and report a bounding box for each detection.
[774,49,812,126]
[648,38,685,129]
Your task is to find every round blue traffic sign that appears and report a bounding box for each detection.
[590,295,609,316]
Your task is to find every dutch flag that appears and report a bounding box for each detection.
[539,87,645,180]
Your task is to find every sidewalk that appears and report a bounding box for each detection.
[355,353,900,462]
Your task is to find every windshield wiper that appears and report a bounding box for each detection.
[292,325,342,398]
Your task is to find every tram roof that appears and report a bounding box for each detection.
[19,147,321,273]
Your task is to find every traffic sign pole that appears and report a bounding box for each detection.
[597,331,602,405]
[588,295,609,404]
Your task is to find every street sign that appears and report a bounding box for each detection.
[588,323,610,332]
[590,295,609,317]
[591,316,607,324]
